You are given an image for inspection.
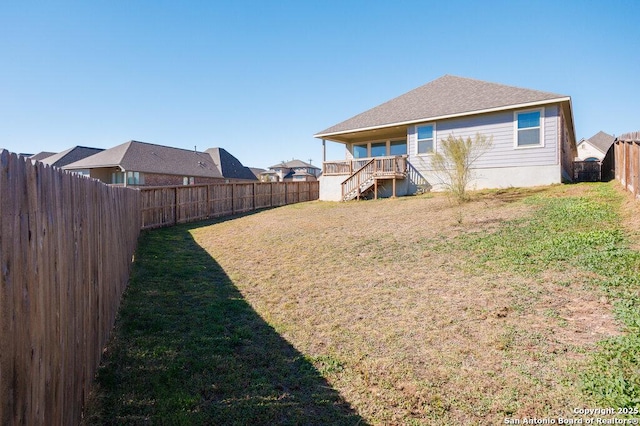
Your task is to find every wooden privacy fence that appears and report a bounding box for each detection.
[140,181,319,229]
[0,151,141,425]
[614,131,640,198]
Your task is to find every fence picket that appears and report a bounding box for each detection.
[1,148,319,424]
[140,181,319,229]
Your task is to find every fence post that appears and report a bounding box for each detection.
[231,184,235,214]
[173,187,178,226]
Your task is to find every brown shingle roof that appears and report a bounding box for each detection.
[64,141,224,179]
[315,75,569,137]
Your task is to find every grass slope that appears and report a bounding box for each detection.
[85,182,640,424]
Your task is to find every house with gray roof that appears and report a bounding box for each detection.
[28,151,56,161]
[64,140,256,186]
[261,159,321,182]
[39,146,104,168]
[576,131,615,162]
[315,75,577,201]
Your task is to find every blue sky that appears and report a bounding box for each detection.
[1,1,638,169]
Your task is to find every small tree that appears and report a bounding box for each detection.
[430,133,493,202]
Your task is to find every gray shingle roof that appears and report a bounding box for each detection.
[41,146,104,168]
[29,151,56,161]
[269,159,320,170]
[315,75,569,137]
[205,148,257,181]
[64,141,224,179]
[585,131,615,153]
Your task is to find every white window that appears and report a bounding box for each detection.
[416,124,435,154]
[515,108,544,147]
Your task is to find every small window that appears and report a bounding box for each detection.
[417,125,434,154]
[390,140,407,156]
[183,176,195,185]
[353,144,368,159]
[516,109,543,147]
[371,142,386,157]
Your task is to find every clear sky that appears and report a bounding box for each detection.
[1,1,638,169]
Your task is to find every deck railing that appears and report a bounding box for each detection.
[323,156,407,176]
[338,156,408,200]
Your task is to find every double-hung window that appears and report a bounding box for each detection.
[417,124,435,154]
[515,109,543,147]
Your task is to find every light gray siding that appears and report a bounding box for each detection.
[408,105,560,171]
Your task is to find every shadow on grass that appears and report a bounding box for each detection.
[84,218,365,425]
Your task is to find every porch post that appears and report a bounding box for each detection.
[322,139,326,162]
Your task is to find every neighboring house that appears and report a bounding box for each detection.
[29,151,56,161]
[576,131,615,161]
[314,75,577,201]
[249,167,267,180]
[39,146,104,169]
[63,140,256,186]
[261,159,321,182]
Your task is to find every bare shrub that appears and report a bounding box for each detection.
[431,133,493,202]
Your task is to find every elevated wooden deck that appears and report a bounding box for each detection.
[323,156,408,201]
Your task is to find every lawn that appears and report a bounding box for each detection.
[84,182,640,425]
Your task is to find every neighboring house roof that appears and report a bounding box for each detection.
[65,140,224,179]
[249,167,266,179]
[293,170,314,176]
[29,151,56,161]
[206,148,257,181]
[583,131,615,154]
[41,146,104,168]
[269,159,320,170]
[315,75,571,138]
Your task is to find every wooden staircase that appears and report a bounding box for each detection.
[341,156,407,201]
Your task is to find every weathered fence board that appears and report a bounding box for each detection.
[140,181,319,229]
[1,149,319,423]
[615,132,640,199]
[0,151,140,425]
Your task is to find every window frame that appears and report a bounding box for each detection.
[415,123,436,155]
[350,139,408,158]
[390,139,408,156]
[352,143,369,159]
[514,107,545,149]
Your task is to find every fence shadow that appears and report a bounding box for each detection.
[84,221,365,425]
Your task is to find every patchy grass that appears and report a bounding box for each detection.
[85,182,640,424]
[83,220,362,425]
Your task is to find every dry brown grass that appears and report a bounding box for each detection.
[190,185,620,425]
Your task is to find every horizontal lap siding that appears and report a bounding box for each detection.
[408,105,560,170]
